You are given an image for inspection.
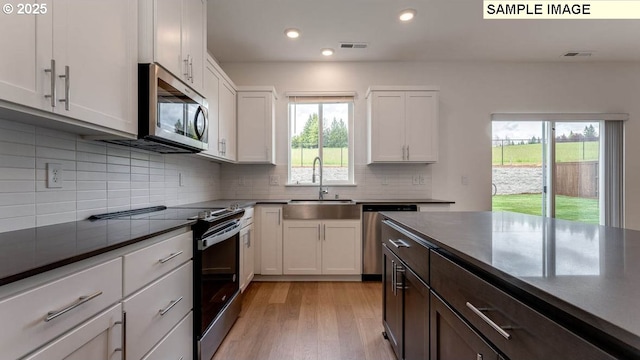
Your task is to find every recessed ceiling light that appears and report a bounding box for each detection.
[321,48,334,56]
[399,9,416,22]
[285,28,300,39]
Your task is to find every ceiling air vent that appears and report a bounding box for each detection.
[563,51,593,57]
[340,42,368,49]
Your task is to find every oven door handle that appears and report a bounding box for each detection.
[199,223,241,250]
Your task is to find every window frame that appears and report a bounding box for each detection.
[286,96,355,186]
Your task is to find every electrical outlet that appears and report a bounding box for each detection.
[269,175,279,186]
[238,176,245,186]
[461,175,469,186]
[419,175,425,185]
[412,175,420,185]
[47,163,63,188]
[179,173,185,187]
[382,176,389,185]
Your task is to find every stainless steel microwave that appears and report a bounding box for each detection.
[104,64,208,153]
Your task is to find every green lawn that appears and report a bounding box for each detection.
[492,194,599,224]
[291,147,349,167]
[492,142,598,165]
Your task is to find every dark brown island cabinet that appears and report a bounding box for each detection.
[381,219,619,360]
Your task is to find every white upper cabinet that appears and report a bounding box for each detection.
[367,86,439,163]
[140,0,206,94]
[0,0,138,136]
[219,79,237,161]
[200,55,237,162]
[237,87,277,164]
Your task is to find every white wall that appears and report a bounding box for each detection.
[0,118,221,232]
[219,61,640,229]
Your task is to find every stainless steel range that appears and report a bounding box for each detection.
[90,205,245,360]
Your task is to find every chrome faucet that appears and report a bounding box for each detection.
[312,156,328,200]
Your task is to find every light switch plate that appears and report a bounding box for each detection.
[412,175,420,185]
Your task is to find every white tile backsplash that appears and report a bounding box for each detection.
[0,118,222,232]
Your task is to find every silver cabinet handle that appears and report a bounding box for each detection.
[44,59,56,107]
[407,145,410,160]
[189,56,194,83]
[391,259,396,296]
[247,229,251,247]
[58,65,70,110]
[183,56,189,79]
[389,239,410,248]
[159,296,183,316]
[317,224,321,241]
[323,224,326,241]
[158,251,183,264]
[114,311,126,355]
[45,290,103,322]
[466,302,512,340]
[277,209,281,225]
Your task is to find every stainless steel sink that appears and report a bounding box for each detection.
[283,200,360,220]
[288,199,355,204]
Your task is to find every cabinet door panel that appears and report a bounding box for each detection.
[259,206,283,275]
[237,93,270,162]
[430,292,498,360]
[218,80,236,160]
[54,0,136,134]
[404,267,430,360]
[241,224,255,290]
[182,0,204,92]
[202,59,220,158]
[283,220,321,275]
[322,220,361,275]
[155,0,183,79]
[142,312,193,360]
[370,92,405,162]
[0,0,49,110]
[382,244,403,360]
[405,91,438,162]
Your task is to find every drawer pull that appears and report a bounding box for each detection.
[159,251,184,264]
[159,296,184,316]
[466,302,512,340]
[389,239,410,248]
[45,291,103,322]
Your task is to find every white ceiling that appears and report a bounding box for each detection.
[206,0,640,63]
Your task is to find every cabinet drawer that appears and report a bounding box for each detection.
[23,303,123,360]
[123,231,192,296]
[382,220,430,284]
[430,251,616,360]
[123,261,193,360]
[0,258,122,360]
[142,312,193,360]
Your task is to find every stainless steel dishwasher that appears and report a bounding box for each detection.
[362,204,417,281]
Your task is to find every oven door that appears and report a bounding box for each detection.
[195,219,242,359]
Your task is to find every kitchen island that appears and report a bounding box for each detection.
[381,211,640,359]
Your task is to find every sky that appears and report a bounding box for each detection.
[290,103,348,136]
[492,121,599,141]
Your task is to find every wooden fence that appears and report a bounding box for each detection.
[556,161,598,198]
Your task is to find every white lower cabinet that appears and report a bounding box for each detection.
[122,261,193,360]
[283,220,361,275]
[23,304,123,360]
[258,205,283,275]
[240,222,255,291]
[142,312,193,360]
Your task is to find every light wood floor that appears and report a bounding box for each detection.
[212,281,396,360]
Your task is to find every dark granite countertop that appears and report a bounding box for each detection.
[177,199,454,207]
[0,217,194,286]
[381,210,640,356]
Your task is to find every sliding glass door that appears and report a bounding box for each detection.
[493,120,603,224]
